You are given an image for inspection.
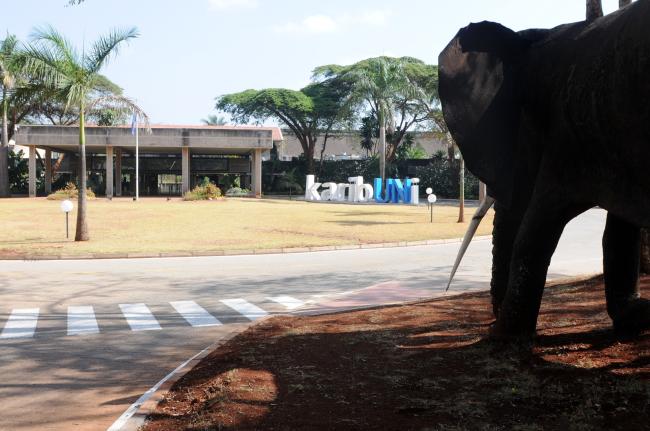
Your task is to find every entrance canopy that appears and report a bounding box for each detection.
[14,124,283,197]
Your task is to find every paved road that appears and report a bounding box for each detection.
[0,208,607,430]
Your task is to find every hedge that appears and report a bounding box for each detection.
[262,157,479,199]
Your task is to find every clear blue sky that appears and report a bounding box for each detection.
[4,0,621,125]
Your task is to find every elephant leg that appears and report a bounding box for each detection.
[490,202,522,318]
[603,213,650,334]
[492,198,580,338]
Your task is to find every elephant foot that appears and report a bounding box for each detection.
[492,302,500,319]
[612,297,650,335]
[487,319,536,342]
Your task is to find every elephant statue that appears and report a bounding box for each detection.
[440,0,650,337]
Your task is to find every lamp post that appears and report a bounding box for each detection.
[60,199,73,239]
[426,188,437,223]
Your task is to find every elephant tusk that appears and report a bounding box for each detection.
[445,195,496,291]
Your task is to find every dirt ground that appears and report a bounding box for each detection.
[143,276,650,431]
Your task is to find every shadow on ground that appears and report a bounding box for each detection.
[142,275,650,430]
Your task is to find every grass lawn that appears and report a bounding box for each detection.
[0,197,493,257]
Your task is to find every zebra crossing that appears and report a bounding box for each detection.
[0,296,304,341]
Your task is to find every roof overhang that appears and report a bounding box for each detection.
[14,125,279,154]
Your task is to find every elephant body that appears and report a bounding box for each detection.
[440,1,650,336]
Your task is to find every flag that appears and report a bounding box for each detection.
[130,111,137,135]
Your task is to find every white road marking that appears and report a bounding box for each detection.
[1,308,40,339]
[119,303,161,331]
[106,344,213,431]
[220,298,269,321]
[67,306,100,336]
[170,301,222,327]
[267,295,305,310]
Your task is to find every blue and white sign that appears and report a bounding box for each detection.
[305,175,420,205]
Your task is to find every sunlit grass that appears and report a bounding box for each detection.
[0,197,493,256]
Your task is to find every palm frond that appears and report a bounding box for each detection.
[22,44,69,90]
[85,27,139,74]
[65,83,87,111]
[30,25,78,66]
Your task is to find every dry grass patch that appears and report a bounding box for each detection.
[0,197,493,256]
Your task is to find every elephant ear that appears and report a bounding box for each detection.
[439,21,529,208]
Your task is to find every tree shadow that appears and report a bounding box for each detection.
[142,282,650,431]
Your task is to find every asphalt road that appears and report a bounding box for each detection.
[0,208,607,430]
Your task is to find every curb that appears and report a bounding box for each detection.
[0,235,493,262]
[108,270,595,430]
[109,322,257,431]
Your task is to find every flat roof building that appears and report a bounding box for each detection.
[13,124,283,198]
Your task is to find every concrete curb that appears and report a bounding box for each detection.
[110,271,597,430]
[0,235,493,261]
[112,322,257,431]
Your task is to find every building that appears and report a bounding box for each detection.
[13,125,283,198]
[276,129,448,161]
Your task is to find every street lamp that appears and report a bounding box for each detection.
[60,199,73,239]
[427,190,437,223]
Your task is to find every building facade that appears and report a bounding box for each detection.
[13,125,283,198]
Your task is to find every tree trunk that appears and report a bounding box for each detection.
[305,139,316,175]
[640,229,650,274]
[317,130,331,180]
[0,89,10,197]
[587,0,604,21]
[379,111,386,181]
[75,106,89,241]
[457,154,465,223]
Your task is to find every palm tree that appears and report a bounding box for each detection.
[347,58,413,180]
[201,114,227,126]
[0,34,22,197]
[24,25,147,241]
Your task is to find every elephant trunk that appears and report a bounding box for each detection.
[446,195,496,291]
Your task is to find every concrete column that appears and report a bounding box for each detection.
[252,149,262,198]
[182,147,190,194]
[105,145,114,198]
[479,181,487,202]
[28,145,36,197]
[115,148,122,196]
[44,149,52,195]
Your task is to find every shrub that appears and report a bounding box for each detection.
[225,187,251,196]
[184,181,222,201]
[46,182,96,200]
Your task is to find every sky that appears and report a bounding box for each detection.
[4,0,622,125]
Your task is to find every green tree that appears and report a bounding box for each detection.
[314,57,434,180]
[0,34,24,197]
[217,79,351,174]
[24,25,146,241]
[359,115,378,157]
[201,114,227,126]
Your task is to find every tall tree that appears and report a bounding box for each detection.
[24,25,147,241]
[217,79,351,174]
[314,57,434,180]
[0,34,23,197]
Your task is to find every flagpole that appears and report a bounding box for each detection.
[135,111,139,201]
